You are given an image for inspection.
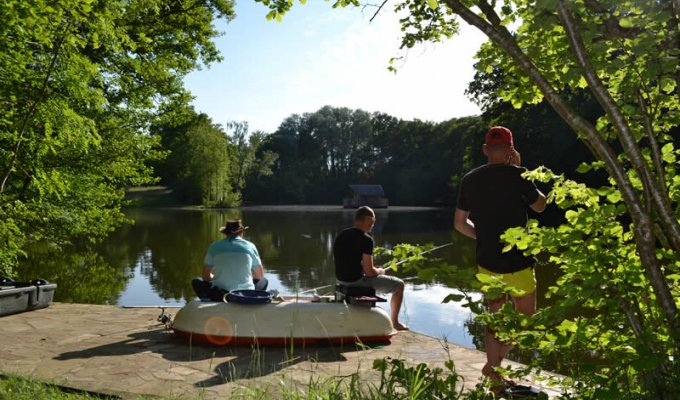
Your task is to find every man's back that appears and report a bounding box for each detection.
[458,163,540,273]
[205,237,260,291]
[333,227,372,282]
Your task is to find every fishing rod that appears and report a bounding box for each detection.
[384,242,453,271]
[300,242,454,293]
[299,285,333,295]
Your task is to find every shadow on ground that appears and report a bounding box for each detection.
[54,327,386,386]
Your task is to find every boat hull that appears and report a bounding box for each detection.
[0,282,57,317]
[171,298,397,346]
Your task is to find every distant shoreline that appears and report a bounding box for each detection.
[237,204,447,212]
[125,186,449,212]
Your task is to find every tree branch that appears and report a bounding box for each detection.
[1,19,73,194]
[636,89,666,193]
[475,0,502,26]
[366,0,390,23]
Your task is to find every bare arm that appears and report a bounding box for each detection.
[252,264,264,280]
[202,266,212,281]
[509,147,547,213]
[454,208,477,239]
[362,253,385,277]
[530,191,547,213]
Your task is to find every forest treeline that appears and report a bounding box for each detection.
[152,85,601,208]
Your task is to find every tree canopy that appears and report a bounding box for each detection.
[0,0,235,275]
[151,113,277,206]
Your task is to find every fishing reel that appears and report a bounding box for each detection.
[157,307,173,329]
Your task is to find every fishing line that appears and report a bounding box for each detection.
[384,242,453,271]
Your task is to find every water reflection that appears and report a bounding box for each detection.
[18,242,128,304]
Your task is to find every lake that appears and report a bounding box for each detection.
[19,206,557,351]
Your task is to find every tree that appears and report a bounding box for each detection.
[225,122,278,197]
[245,114,311,203]
[0,0,235,276]
[153,113,236,206]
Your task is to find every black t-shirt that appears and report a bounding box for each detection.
[333,227,374,282]
[457,163,540,273]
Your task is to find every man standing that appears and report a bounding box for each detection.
[454,126,546,387]
[192,219,268,301]
[333,206,409,331]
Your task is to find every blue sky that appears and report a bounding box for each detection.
[184,1,487,133]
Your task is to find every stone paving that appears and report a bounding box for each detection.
[0,303,565,399]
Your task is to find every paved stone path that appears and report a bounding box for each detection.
[0,303,564,399]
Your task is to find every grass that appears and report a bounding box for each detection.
[124,186,181,208]
[1,355,549,400]
[0,374,124,400]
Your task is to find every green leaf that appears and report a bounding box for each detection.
[660,77,676,93]
[442,293,464,303]
[426,0,438,10]
[619,17,635,28]
[576,163,591,173]
[606,190,622,203]
[476,273,494,284]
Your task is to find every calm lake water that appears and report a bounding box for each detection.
[21,206,558,351]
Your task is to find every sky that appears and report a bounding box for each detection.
[183,1,488,134]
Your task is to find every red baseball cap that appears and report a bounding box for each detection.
[485,126,513,146]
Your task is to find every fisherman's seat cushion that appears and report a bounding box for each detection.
[335,284,376,297]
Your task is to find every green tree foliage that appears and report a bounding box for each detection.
[375,116,487,205]
[155,113,237,206]
[244,114,309,203]
[244,106,487,205]
[153,114,277,207]
[246,107,372,204]
[497,166,680,398]
[0,0,235,276]
[226,122,278,197]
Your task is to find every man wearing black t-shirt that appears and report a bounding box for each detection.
[333,206,408,331]
[454,126,546,388]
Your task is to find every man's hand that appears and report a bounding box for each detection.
[509,147,521,166]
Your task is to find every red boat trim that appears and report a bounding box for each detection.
[173,328,395,346]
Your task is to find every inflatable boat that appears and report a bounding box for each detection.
[171,291,397,346]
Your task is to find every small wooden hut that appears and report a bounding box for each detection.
[343,184,388,208]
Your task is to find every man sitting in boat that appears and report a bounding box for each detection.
[192,219,268,301]
[333,206,409,331]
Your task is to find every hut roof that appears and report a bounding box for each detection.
[349,184,385,197]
